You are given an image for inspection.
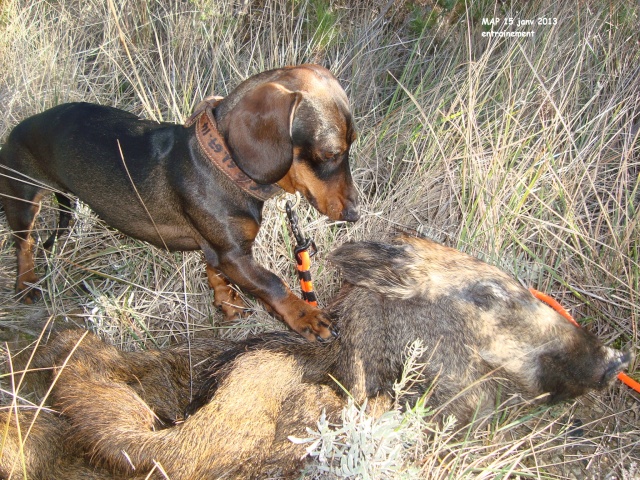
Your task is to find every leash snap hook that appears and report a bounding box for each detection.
[279,192,319,307]
[276,191,301,213]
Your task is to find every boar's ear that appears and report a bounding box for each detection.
[329,241,419,298]
[461,279,530,311]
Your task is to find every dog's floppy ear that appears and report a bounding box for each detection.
[225,83,303,185]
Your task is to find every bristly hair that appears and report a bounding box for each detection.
[184,331,334,417]
[328,240,418,298]
[185,333,285,417]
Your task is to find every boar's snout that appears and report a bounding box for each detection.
[538,334,632,403]
[603,348,631,385]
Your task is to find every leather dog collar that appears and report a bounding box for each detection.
[185,97,282,202]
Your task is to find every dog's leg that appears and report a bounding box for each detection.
[42,192,73,250]
[3,193,45,303]
[216,252,334,341]
[205,264,248,321]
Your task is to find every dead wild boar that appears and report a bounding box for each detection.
[1,329,342,480]
[324,236,630,420]
[0,236,630,480]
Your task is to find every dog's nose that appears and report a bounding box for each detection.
[341,205,360,222]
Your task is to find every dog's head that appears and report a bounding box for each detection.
[217,64,359,222]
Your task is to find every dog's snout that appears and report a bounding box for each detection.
[341,204,360,222]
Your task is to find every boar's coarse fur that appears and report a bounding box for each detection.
[0,237,629,480]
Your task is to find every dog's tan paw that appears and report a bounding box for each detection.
[289,308,336,342]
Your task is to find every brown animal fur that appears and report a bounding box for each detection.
[2,330,341,479]
[1,237,629,479]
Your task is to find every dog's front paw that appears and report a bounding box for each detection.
[289,308,336,342]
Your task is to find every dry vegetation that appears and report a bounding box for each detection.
[1,0,639,478]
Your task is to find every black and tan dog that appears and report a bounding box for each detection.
[0,64,359,341]
[0,237,630,479]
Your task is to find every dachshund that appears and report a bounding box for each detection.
[0,64,359,341]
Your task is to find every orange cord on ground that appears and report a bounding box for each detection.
[529,287,640,394]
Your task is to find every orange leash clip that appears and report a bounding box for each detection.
[285,199,318,307]
[529,287,640,394]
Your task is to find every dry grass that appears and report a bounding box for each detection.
[1,0,639,478]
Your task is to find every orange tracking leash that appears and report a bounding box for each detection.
[529,287,640,394]
[294,246,318,307]
[285,199,318,307]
